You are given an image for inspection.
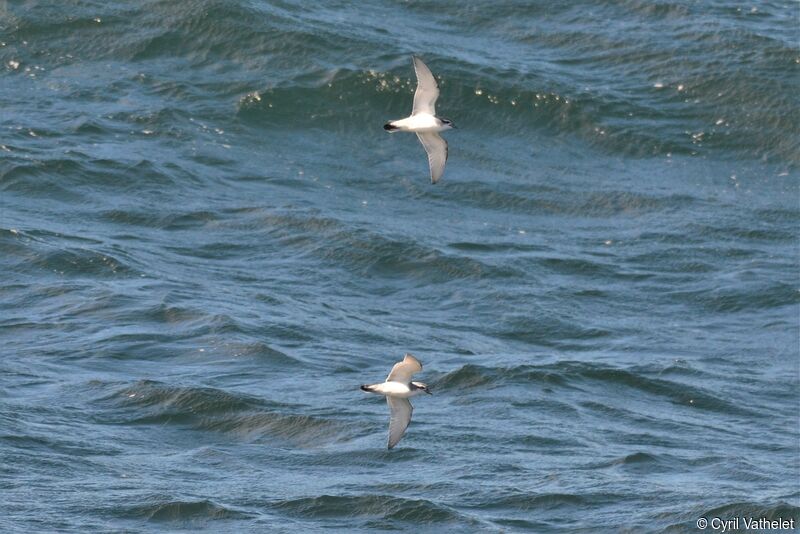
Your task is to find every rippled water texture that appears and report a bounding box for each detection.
[1,0,798,532]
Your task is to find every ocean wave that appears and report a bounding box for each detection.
[495,313,613,348]
[116,498,252,521]
[237,55,798,161]
[94,380,352,446]
[256,210,521,282]
[98,380,263,416]
[435,361,753,415]
[686,222,798,244]
[424,181,696,218]
[435,363,579,392]
[1,228,135,279]
[470,490,619,511]
[272,494,469,523]
[98,208,221,231]
[4,0,796,163]
[666,281,799,313]
[1,160,92,202]
[588,451,694,475]
[199,412,351,446]
[1,154,181,197]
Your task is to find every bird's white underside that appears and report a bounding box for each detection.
[388,113,443,132]
[367,381,420,398]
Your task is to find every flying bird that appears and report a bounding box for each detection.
[360,353,432,449]
[384,56,455,184]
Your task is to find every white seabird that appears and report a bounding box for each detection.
[360,353,432,449]
[383,56,455,184]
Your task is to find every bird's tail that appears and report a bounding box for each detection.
[383,123,399,132]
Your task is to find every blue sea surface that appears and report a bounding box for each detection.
[1,1,798,532]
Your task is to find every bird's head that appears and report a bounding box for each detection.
[440,118,456,130]
[412,381,432,395]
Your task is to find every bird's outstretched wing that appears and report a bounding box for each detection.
[411,56,439,116]
[387,397,413,449]
[416,132,448,184]
[386,353,423,384]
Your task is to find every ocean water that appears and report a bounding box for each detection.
[1,0,799,532]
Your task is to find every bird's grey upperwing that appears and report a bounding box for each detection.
[416,132,448,184]
[387,397,413,449]
[411,56,439,116]
[386,353,423,384]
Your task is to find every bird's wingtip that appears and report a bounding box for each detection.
[404,353,422,367]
